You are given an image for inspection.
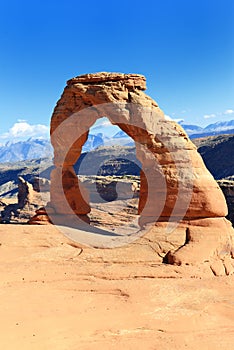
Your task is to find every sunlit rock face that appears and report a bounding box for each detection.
[30,72,234,274]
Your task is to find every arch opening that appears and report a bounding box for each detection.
[73,117,145,232]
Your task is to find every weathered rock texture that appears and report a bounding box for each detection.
[1,177,38,223]
[18,176,35,208]
[31,72,234,274]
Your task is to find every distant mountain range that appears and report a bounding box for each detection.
[181,120,234,138]
[1,134,234,199]
[0,139,53,163]
[0,133,134,163]
[0,120,233,163]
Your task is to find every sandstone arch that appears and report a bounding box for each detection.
[32,72,234,274]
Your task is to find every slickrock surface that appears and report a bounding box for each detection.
[30,72,234,269]
[0,225,234,350]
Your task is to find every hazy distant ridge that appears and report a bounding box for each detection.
[0,120,233,163]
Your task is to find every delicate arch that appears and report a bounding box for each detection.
[49,73,227,226]
[29,72,233,271]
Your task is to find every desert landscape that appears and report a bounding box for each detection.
[1,1,233,348]
[0,72,234,350]
[0,224,234,350]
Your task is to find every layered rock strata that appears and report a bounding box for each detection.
[30,72,234,274]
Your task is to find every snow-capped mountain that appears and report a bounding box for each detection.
[105,130,134,146]
[180,120,234,138]
[203,120,234,132]
[0,139,53,163]
[82,133,105,152]
[0,134,108,163]
[113,130,128,138]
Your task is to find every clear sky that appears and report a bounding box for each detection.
[0,0,233,142]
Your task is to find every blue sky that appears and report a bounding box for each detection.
[0,0,233,142]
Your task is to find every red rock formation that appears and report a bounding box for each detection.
[18,176,35,208]
[28,207,52,225]
[30,72,234,274]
